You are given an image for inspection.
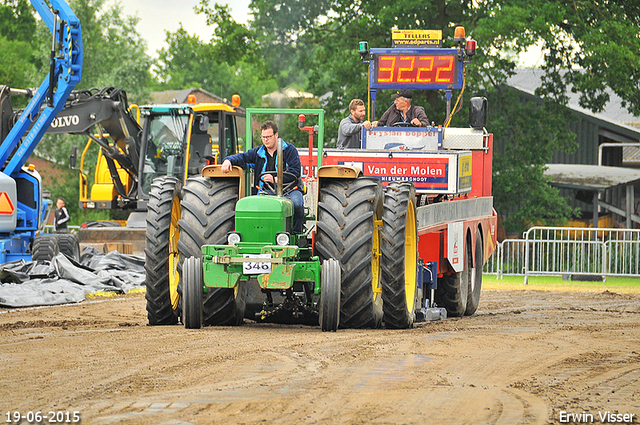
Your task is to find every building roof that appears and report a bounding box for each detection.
[544,163,640,191]
[151,88,226,105]
[508,69,640,133]
[262,87,315,108]
[509,69,640,164]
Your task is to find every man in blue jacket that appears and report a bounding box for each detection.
[221,120,305,234]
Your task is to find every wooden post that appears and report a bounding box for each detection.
[592,191,599,228]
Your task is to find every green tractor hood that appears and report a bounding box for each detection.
[235,195,293,243]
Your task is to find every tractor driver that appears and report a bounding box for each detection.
[372,89,430,127]
[221,120,305,235]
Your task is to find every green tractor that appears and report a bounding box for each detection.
[176,108,418,331]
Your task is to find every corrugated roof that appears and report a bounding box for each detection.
[508,69,640,135]
[545,163,640,191]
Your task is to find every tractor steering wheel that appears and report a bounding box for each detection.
[259,171,299,195]
[391,121,416,127]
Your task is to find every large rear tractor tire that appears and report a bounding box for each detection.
[58,233,80,262]
[435,232,471,317]
[380,181,419,329]
[315,177,384,329]
[183,256,203,329]
[319,259,341,332]
[144,176,182,325]
[32,234,60,262]
[465,227,483,316]
[178,176,246,326]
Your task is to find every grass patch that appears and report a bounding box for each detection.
[86,287,146,299]
[86,291,121,299]
[482,274,640,294]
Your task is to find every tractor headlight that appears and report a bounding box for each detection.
[276,232,290,246]
[227,232,241,245]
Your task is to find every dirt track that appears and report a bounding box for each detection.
[1,289,639,425]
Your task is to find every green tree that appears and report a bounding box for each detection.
[0,0,36,42]
[0,0,37,90]
[153,24,278,107]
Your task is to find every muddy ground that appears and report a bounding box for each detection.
[1,288,639,425]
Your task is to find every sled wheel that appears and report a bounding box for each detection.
[435,232,471,317]
[465,227,483,315]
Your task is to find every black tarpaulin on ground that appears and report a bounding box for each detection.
[0,247,145,308]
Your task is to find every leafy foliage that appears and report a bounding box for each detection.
[153,25,277,107]
[0,0,37,89]
[152,1,280,107]
[0,0,36,42]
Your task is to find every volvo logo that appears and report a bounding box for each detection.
[50,115,80,128]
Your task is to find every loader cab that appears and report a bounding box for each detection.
[190,103,246,165]
[138,106,190,197]
[136,103,245,209]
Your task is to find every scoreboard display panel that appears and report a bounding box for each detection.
[370,48,464,90]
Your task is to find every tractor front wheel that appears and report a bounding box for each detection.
[182,256,203,329]
[320,259,341,332]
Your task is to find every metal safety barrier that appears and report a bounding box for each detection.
[483,227,640,283]
[483,239,528,278]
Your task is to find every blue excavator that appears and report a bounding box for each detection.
[0,0,82,263]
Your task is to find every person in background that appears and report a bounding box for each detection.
[337,98,372,149]
[54,197,70,233]
[372,89,429,127]
[221,120,305,234]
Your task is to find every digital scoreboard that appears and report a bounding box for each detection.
[369,48,464,90]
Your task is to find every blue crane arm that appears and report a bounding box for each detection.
[0,0,82,176]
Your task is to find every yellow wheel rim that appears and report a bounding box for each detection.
[404,201,417,310]
[169,196,181,310]
[372,218,383,299]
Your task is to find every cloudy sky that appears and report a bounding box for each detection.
[116,0,252,57]
[115,0,542,65]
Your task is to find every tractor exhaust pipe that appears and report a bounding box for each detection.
[277,137,283,197]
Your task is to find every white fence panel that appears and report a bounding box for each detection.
[484,227,640,282]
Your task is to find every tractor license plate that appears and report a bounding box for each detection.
[243,254,272,275]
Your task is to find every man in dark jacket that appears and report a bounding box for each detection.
[372,89,430,127]
[221,120,305,234]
